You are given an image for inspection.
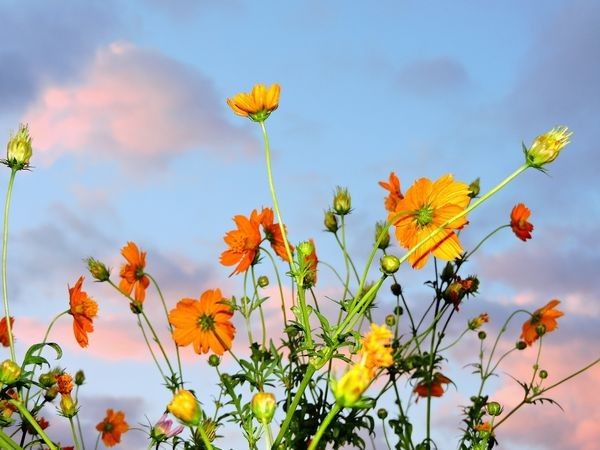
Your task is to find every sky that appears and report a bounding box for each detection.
[1,0,599,449]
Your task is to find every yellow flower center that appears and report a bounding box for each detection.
[415,206,434,227]
[198,314,215,332]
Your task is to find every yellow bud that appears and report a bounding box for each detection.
[5,124,33,170]
[525,126,572,168]
[333,186,352,215]
[380,255,400,275]
[324,210,339,233]
[0,360,21,385]
[332,364,371,407]
[168,389,201,426]
[59,394,78,418]
[375,221,390,250]
[251,392,277,423]
[86,257,110,282]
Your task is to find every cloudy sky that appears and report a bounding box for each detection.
[1,0,599,449]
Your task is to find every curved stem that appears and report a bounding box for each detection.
[136,314,167,381]
[464,224,510,260]
[308,403,342,450]
[2,168,17,361]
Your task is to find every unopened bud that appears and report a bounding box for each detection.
[44,387,58,402]
[39,372,56,388]
[333,186,352,215]
[516,341,527,350]
[539,369,548,379]
[525,126,572,169]
[377,408,388,419]
[385,314,396,327]
[257,275,269,288]
[5,124,33,170]
[393,305,403,316]
[440,262,455,282]
[86,257,110,282]
[59,394,78,418]
[390,283,402,296]
[478,331,487,340]
[75,370,85,386]
[168,390,201,426]
[380,255,400,275]
[0,360,21,385]
[536,324,546,337]
[324,210,338,233]
[208,355,220,367]
[486,401,503,416]
[251,392,276,424]
[375,221,390,250]
[468,178,480,198]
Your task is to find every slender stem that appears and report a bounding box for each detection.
[260,247,288,327]
[75,385,86,450]
[464,224,510,260]
[10,400,57,450]
[194,423,214,450]
[2,168,17,361]
[69,417,82,450]
[263,420,273,450]
[337,217,360,283]
[94,434,100,450]
[136,314,166,380]
[381,417,392,450]
[538,357,600,394]
[251,267,267,348]
[308,403,342,450]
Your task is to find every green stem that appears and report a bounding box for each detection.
[464,224,510,260]
[2,168,17,361]
[94,433,100,450]
[136,314,167,381]
[260,247,288,327]
[251,267,267,348]
[0,430,22,450]
[194,424,214,450]
[10,400,57,450]
[263,420,273,450]
[69,417,82,450]
[75,385,86,450]
[538,357,600,395]
[308,403,342,450]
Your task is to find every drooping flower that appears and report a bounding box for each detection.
[226,83,281,122]
[169,288,236,356]
[0,317,14,347]
[167,390,201,426]
[220,210,262,275]
[96,409,129,447]
[510,203,534,241]
[360,324,394,371]
[259,207,293,262]
[520,299,564,346]
[68,276,98,348]
[414,372,452,398]
[379,172,403,213]
[119,242,150,304]
[390,174,470,269]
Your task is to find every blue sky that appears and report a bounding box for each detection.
[1,1,599,448]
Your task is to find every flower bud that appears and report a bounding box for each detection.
[440,262,455,283]
[333,186,352,215]
[332,364,370,408]
[375,221,390,250]
[168,390,201,426]
[323,210,338,233]
[385,314,396,327]
[257,275,269,288]
[5,124,32,170]
[380,255,400,275]
[468,313,489,330]
[390,283,402,296]
[297,239,318,288]
[486,401,503,416]
[539,369,548,379]
[444,281,465,307]
[468,178,480,198]
[197,418,218,442]
[461,276,479,295]
[0,360,21,385]
[59,394,78,418]
[535,324,546,337]
[75,370,85,386]
[525,126,572,169]
[478,331,487,340]
[86,257,110,282]
[44,386,58,402]
[208,355,220,367]
[39,372,57,388]
[393,305,403,316]
[516,341,527,350]
[251,392,277,424]
[377,408,388,419]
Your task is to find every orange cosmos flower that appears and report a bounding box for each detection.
[55,373,74,395]
[259,207,293,262]
[520,299,564,346]
[119,242,150,304]
[474,422,492,433]
[510,203,534,241]
[414,372,452,398]
[220,210,262,275]
[96,409,129,447]
[379,172,404,213]
[360,323,394,371]
[390,174,470,269]
[68,276,98,348]
[169,288,236,355]
[226,83,281,122]
[0,317,14,347]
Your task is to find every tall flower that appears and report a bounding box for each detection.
[521,299,564,346]
[0,317,14,347]
[119,242,150,304]
[510,203,534,241]
[259,207,292,262]
[220,210,262,275]
[226,83,281,122]
[68,276,98,347]
[390,174,470,269]
[379,172,404,213]
[96,409,129,447]
[169,288,236,355]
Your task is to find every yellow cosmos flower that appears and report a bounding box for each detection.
[226,83,281,122]
[332,364,371,407]
[360,323,394,370]
[525,126,572,169]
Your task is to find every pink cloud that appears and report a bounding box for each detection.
[23,41,257,168]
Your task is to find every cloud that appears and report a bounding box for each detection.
[23,41,258,169]
[396,58,469,95]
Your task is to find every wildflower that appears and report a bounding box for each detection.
[169,288,236,356]
[226,83,280,122]
[468,313,489,330]
[55,373,73,395]
[390,174,470,269]
[525,126,572,169]
[168,390,201,426]
[360,324,394,371]
[68,276,98,348]
[59,394,77,418]
[0,317,14,347]
[332,363,371,407]
[414,372,452,398]
[251,392,277,423]
[96,409,129,447]
[220,210,262,275]
[119,242,150,304]
[333,186,352,215]
[510,203,534,241]
[379,172,403,213]
[474,422,492,433]
[0,360,21,384]
[150,413,184,442]
[520,299,564,346]
[4,124,33,170]
[297,240,318,288]
[259,207,292,262]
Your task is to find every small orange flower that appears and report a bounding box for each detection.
[220,210,262,275]
[169,288,236,356]
[0,317,14,347]
[521,299,564,346]
[414,373,452,398]
[510,203,534,241]
[379,172,404,213]
[390,174,470,269]
[96,409,129,447]
[55,373,74,395]
[68,276,98,348]
[259,207,293,262]
[474,422,492,433]
[226,83,281,122]
[119,242,150,304]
